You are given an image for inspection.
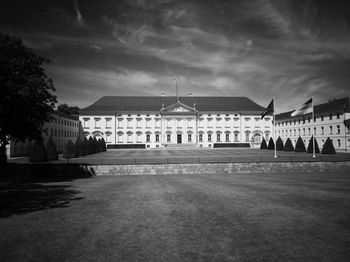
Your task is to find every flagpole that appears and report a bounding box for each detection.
[312,96,316,158]
[274,96,277,158]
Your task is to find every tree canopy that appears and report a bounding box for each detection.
[0,33,56,164]
[57,103,80,116]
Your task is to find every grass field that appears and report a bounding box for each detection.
[1,173,350,261]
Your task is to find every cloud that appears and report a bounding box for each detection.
[74,0,84,26]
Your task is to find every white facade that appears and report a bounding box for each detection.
[80,100,273,148]
[275,98,350,151]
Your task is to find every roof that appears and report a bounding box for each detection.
[276,97,349,121]
[52,111,79,121]
[80,96,265,115]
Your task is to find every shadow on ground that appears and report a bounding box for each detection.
[0,164,95,218]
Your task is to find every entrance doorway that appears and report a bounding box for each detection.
[177,134,182,144]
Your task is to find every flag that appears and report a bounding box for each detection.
[291,98,313,117]
[261,99,274,119]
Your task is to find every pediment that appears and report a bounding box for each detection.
[161,101,197,114]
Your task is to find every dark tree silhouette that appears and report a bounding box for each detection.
[46,136,58,160]
[294,136,306,152]
[0,33,56,164]
[307,136,320,154]
[75,136,84,156]
[57,103,80,116]
[29,140,48,162]
[321,137,336,154]
[260,137,267,149]
[62,140,76,159]
[275,136,284,151]
[283,138,294,151]
[267,137,275,150]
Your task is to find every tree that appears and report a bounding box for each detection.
[46,136,58,160]
[267,137,275,150]
[101,137,107,151]
[307,136,320,154]
[275,136,284,151]
[57,103,80,116]
[283,138,294,151]
[0,33,56,164]
[260,137,267,149]
[321,137,336,154]
[62,140,76,159]
[29,140,48,162]
[75,136,84,156]
[294,136,306,152]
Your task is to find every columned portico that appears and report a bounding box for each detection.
[160,101,198,147]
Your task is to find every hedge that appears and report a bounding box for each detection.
[88,137,95,154]
[321,137,336,154]
[29,140,48,162]
[101,137,107,151]
[260,137,267,149]
[46,136,58,160]
[267,137,275,150]
[276,136,284,151]
[294,136,306,152]
[62,140,76,159]
[307,136,320,154]
[83,137,89,155]
[283,138,294,151]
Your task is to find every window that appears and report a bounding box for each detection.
[225,118,230,127]
[321,126,324,135]
[137,133,142,142]
[83,118,90,128]
[199,134,203,142]
[155,134,160,142]
[253,133,261,143]
[217,133,221,142]
[235,133,239,142]
[167,119,172,128]
[199,119,204,128]
[95,118,100,128]
[329,114,332,120]
[308,128,311,135]
[225,133,229,142]
[146,119,151,128]
[106,118,111,128]
[118,134,123,143]
[177,119,183,128]
[118,118,123,128]
[314,127,316,135]
[337,139,341,147]
[245,133,249,142]
[155,119,160,128]
[208,119,213,128]
[188,134,192,142]
[294,129,296,136]
[321,115,324,121]
[127,119,132,128]
[217,119,222,128]
[106,134,111,143]
[329,126,333,134]
[137,119,142,128]
[337,125,340,134]
[337,113,340,119]
[187,119,194,128]
[146,134,150,142]
[167,134,171,142]
[208,133,212,142]
[127,133,132,142]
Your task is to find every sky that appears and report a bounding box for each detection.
[1,0,350,112]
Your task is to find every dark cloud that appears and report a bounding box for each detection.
[0,0,349,111]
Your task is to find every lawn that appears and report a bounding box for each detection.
[1,172,350,261]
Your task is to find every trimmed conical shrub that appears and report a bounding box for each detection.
[267,137,275,150]
[46,136,58,160]
[276,136,284,151]
[101,137,107,151]
[260,137,267,149]
[283,138,294,151]
[88,137,95,154]
[29,140,48,162]
[62,140,76,159]
[94,137,100,153]
[75,136,84,156]
[321,137,336,154]
[307,136,320,154]
[98,139,104,152]
[294,136,306,152]
[82,137,89,155]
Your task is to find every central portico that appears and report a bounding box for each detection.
[160,100,198,147]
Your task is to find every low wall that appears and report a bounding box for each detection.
[91,161,350,175]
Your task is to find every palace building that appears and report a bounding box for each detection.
[10,111,84,157]
[79,96,273,148]
[275,97,350,151]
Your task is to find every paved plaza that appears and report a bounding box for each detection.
[1,173,349,261]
